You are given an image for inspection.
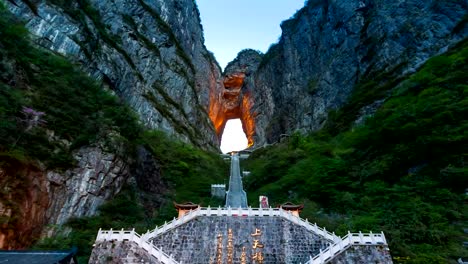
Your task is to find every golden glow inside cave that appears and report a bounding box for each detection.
[208,71,255,150]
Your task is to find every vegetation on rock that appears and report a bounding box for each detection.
[244,40,468,263]
[0,4,140,169]
[0,5,227,262]
[2,1,467,263]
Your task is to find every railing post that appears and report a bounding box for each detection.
[217,206,221,216]
[238,206,242,216]
[96,228,102,241]
[370,231,375,244]
[381,231,387,244]
[359,231,364,244]
[207,205,211,215]
[228,206,231,216]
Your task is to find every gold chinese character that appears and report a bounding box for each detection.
[251,228,262,237]
[241,247,247,264]
[252,251,264,264]
[216,233,223,264]
[252,239,264,249]
[227,229,234,264]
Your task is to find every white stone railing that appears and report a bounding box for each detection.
[143,207,340,243]
[95,228,180,264]
[303,231,388,264]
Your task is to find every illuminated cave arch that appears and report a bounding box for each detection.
[209,73,255,149]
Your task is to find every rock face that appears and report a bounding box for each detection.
[2,0,224,248]
[6,0,222,150]
[0,140,129,248]
[3,0,466,252]
[209,49,262,147]
[233,0,467,145]
[0,159,49,249]
[46,143,129,225]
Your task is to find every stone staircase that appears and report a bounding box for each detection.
[93,207,389,263]
[142,207,341,242]
[304,232,387,264]
[91,153,391,263]
[94,229,180,264]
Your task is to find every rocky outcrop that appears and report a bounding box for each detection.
[130,146,169,216]
[3,0,466,251]
[0,158,49,249]
[46,142,129,225]
[3,0,224,248]
[0,138,129,248]
[237,0,467,144]
[209,49,262,147]
[6,0,222,150]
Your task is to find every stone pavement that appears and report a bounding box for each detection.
[225,153,248,208]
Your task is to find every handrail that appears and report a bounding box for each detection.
[95,228,180,264]
[143,207,340,243]
[95,213,387,264]
[304,231,388,264]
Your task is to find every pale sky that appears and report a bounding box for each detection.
[197,1,305,153]
[197,0,305,70]
[220,119,248,153]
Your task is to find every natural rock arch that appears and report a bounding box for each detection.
[209,50,262,149]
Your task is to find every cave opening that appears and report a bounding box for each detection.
[220,119,248,153]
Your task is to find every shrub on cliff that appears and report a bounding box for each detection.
[244,40,468,263]
[0,4,141,169]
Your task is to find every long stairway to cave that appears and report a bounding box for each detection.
[225,153,248,208]
[90,152,393,264]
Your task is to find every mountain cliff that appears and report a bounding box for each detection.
[229,0,467,145]
[0,0,225,249]
[6,0,222,149]
[1,0,466,261]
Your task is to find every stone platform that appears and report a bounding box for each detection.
[90,207,392,264]
[150,215,331,263]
